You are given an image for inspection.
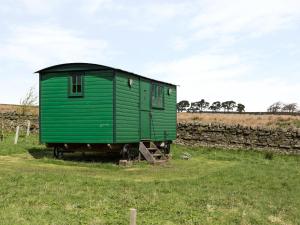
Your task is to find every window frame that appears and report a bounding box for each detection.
[69,73,84,97]
[151,83,164,109]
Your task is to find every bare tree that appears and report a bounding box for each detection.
[267,102,283,113]
[19,87,38,115]
[282,103,298,113]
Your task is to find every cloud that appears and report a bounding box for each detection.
[0,25,110,70]
[18,0,60,14]
[194,0,300,37]
[145,52,300,111]
[171,0,300,50]
[79,1,193,32]
[146,52,250,81]
[80,0,114,15]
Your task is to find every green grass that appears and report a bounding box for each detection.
[275,118,300,129]
[0,135,300,224]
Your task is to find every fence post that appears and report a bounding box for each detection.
[130,208,137,225]
[26,120,31,137]
[14,126,20,144]
[0,112,3,142]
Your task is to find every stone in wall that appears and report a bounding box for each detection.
[176,122,300,154]
[0,112,39,133]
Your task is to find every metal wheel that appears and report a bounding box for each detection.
[53,147,59,158]
[164,142,171,154]
[121,144,130,160]
[53,147,64,159]
[57,150,64,159]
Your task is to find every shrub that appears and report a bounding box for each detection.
[264,152,273,160]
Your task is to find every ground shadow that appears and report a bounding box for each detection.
[27,147,122,164]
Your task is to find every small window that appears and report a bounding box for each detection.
[69,74,83,97]
[151,83,164,109]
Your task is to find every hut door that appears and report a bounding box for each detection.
[140,80,151,140]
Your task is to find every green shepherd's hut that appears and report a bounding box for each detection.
[36,63,177,163]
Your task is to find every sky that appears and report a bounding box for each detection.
[0,0,299,111]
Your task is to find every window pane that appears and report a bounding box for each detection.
[77,75,81,85]
[158,86,162,107]
[69,74,83,96]
[151,84,164,108]
[72,75,76,85]
[77,84,82,93]
[72,85,76,93]
[152,84,155,104]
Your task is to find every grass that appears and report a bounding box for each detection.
[178,112,300,129]
[0,135,300,224]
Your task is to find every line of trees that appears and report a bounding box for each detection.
[177,99,246,113]
[267,102,298,113]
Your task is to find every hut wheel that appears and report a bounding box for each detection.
[53,147,59,158]
[164,142,171,154]
[53,147,64,159]
[121,144,130,160]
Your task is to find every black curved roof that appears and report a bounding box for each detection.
[36,63,176,86]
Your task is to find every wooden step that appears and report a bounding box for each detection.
[139,142,155,164]
[139,141,168,164]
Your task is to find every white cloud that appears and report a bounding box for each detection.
[0,0,62,16]
[195,0,300,37]
[80,1,193,32]
[0,25,110,70]
[171,0,300,50]
[80,0,115,15]
[146,52,250,82]
[145,52,300,111]
[19,0,60,14]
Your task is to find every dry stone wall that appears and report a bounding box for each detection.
[176,122,300,154]
[0,112,39,133]
[2,113,300,154]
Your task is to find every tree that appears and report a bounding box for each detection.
[236,103,245,113]
[19,87,38,115]
[177,100,190,112]
[196,99,210,112]
[187,102,199,113]
[221,101,236,112]
[209,101,221,112]
[281,103,298,113]
[267,102,283,113]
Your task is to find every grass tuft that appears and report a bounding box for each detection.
[264,152,274,160]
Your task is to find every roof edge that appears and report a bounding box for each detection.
[35,62,177,86]
[35,62,111,73]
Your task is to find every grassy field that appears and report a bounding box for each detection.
[178,112,300,129]
[0,135,300,224]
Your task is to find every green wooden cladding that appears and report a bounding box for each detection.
[39,63,176,144]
